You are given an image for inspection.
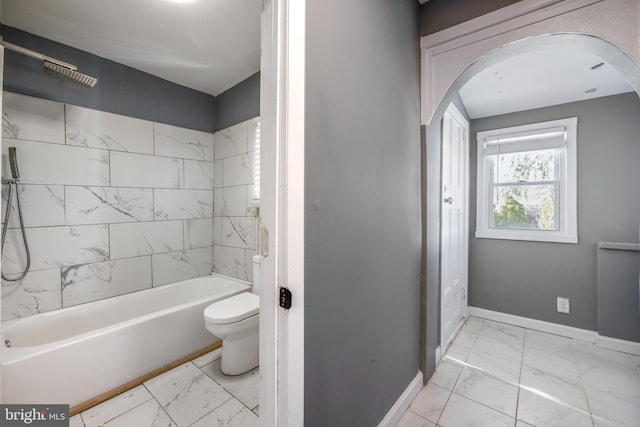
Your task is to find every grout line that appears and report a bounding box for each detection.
[514,328,525,424]
[573,340,597,427]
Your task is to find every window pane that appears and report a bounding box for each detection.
[491,184,557,230]
[492,149,556,183]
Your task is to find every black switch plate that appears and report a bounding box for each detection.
[279,287,292,309]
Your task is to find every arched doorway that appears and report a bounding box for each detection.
[420,0,640,381]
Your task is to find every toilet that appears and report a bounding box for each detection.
[204,256,261,375]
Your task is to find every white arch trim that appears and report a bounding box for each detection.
[420,0,640,126]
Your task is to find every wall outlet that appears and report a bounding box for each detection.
[557,297,570,314]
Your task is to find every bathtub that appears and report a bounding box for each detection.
[0,274,250,407]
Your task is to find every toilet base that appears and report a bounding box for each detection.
[221,331,259,375]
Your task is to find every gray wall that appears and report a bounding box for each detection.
[2,26,217,132]
[215,72,260,130]
[304,0,421,425]
[419,0,521,36]
[469,92,640,332]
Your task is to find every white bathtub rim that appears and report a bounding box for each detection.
[0,273,251,364]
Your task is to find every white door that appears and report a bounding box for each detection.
[440,104,469,353]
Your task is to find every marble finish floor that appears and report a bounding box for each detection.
[69,349,259,427]
[398,316,640,427]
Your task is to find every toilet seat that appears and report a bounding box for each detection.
[204,293,259,325]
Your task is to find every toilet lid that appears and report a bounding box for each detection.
[204,293,259,324]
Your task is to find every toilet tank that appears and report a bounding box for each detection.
[252,255,262,295]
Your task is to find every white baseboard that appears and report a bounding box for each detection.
[377,371,423,427]
[467,307,640,356]
[596,334,640,355]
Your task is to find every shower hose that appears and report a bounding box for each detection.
[1,179,31,282]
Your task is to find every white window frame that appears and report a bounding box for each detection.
[475,117,578,244]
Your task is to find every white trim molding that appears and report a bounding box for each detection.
[420,0,640,126]
[377,372,423,427]
[468,306,640,356]
[259,0,305,425]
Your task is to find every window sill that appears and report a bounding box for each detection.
[475,230,578,244]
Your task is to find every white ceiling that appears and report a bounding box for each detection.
[1,0,262,96]
[458,48,634,119]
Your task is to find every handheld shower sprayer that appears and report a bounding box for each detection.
[8,147,20,180]
[2,147,31,282]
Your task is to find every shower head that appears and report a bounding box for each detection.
[8,147,19,180]
[44,61,97,88]
[0,40,98,88]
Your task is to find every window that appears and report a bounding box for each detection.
[475,117,577,243]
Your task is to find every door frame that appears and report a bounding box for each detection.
[419,0,640,380]
[439,103,469,357]
[259,0,305,425]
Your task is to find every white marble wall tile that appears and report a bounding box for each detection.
[154,123,214,161]
[214,121,247,159]
[245,249,257,283]
[110,220,183,259]
[110,151,183,189]
[65,186,153,225]
[2,184,65,228]
[1,268,61,321]
[213,245,248,281]
[223,152,254,187]
[62,256,152,307]
[190,398,259,427]
[184,218,213,249]
[154,189,213,220]
[66,105,154,154]
[152,247,213,286]
[213,159,223,188]
[2,139,109,186]
[222,217,257,250]
[213,217,223,246]
[214,186,246,216]
[184,159,214,189]
[2,225,108,274]
[2,92,65,144]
